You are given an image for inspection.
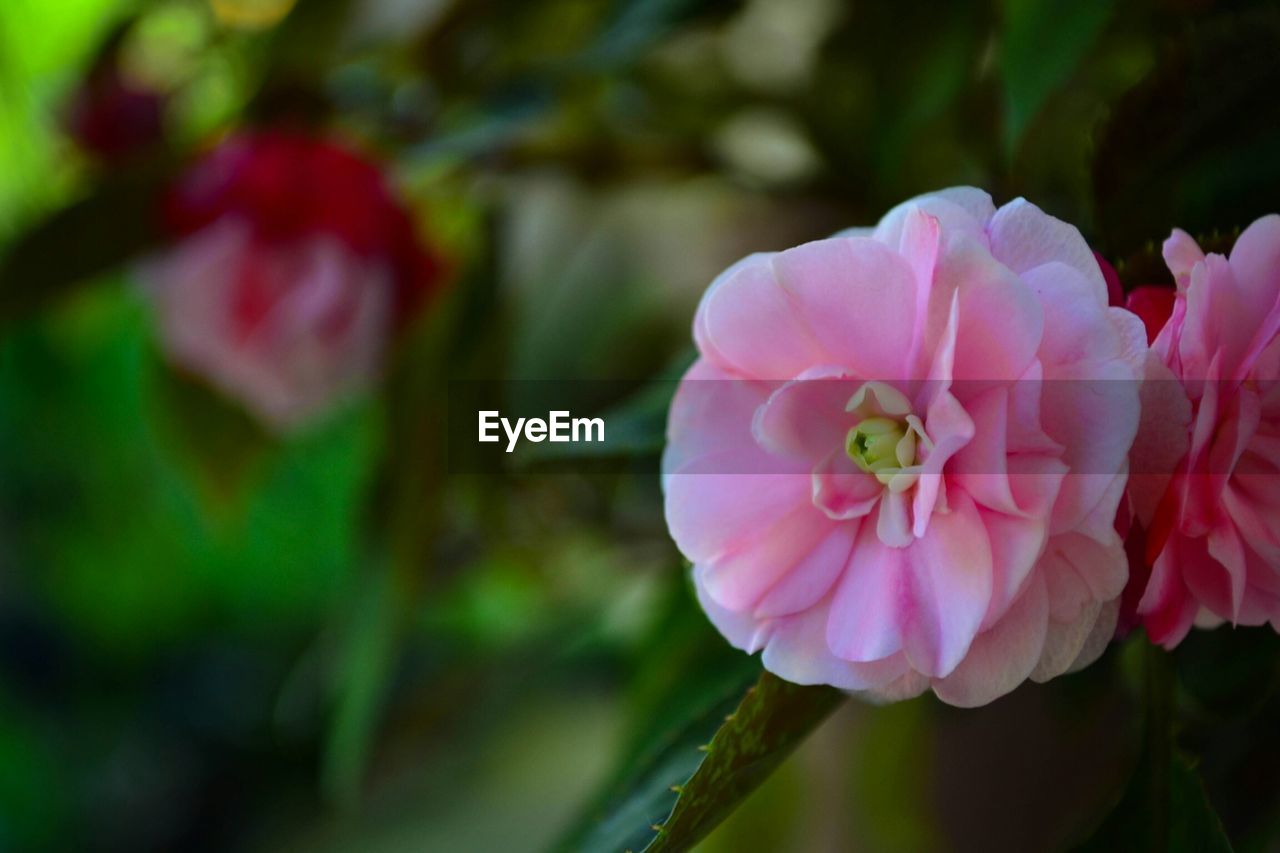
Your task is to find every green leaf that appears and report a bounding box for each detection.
[148,360,273,513]
[558,658,843,853]
[321,564,400,807]
[1076,646,1232,852]
[1000,0,1114,155]
[1175,625,1280,719]
[1076,751,1232,852]
[643,672,844,852]
[554,576,760,853]
[0,0,132,236]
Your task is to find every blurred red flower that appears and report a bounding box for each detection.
[143,130,444,429]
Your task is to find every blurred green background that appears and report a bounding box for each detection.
[1,0,1280,850]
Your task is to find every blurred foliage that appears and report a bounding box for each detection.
[0,0,1277,850]
[1093,4,1280,256]
[1078,751,1232,852]
[999,0,1115,155]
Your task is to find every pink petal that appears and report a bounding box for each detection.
[901,491,994,677]
[771,237,920,380]
[951,386,1054,517]
[812,451,883,521]
[1180,256,1252,381]
[898,209,942,372]
[1032,597,1108,682]
[877,489,913,548]
[753,521,859,618]
[693,564,772,653]
[1221,483,1280,567]
[1039,544,1097,624]
[1004,359,1064,456]
[664,452,808,564]
[987,198,1108,307]
[1065,598,1120,674]
[694,252,823,379]
[873,187,995,249]
[752,368,857,459]
[700,504,836,611]
[1021,262,1121,367]
[1227,214,1280,316]
[1040,357,1141,534]
[1162,228,1205,291]
[912,387,974,536]
[1228,216,1280,378]
[827,523,908,662]
[933,574,1049,707]
[143,224,392,430]
[857,667,931,704]
[1040,531,1129,622]
[1128,355,1192,527]
[1206,521,1248,621]
[1005,453,1069,519]
[763,596,910,691]
[928,233,1044,385]
[1138,534,1202,648]
[979,504,1050,629]
[916,289,959,410]
[662,358,771,476]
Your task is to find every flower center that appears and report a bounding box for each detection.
[846,416,915,474]
[841,382,929,492]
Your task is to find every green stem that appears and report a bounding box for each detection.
[1145,639,1174,853]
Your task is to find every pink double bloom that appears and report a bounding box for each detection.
[1126,217,1280,647]
[664,189,1146,706]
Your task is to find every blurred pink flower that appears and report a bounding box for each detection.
[142,131,442,430]
[1126,217,1280,647]
[664,188,1145,706]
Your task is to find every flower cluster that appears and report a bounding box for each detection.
[664,187,1280,706]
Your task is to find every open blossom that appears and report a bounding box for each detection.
[1126,216,1280,646]
[663,188,1145,706]
[142,130,441,430]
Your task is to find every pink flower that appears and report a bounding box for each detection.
[142,131,442,430]
[1126,217,1280,647]
[663,188,1145,706]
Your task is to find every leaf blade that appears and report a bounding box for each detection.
[1000,0,1113,155]
[643,672,843,852]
